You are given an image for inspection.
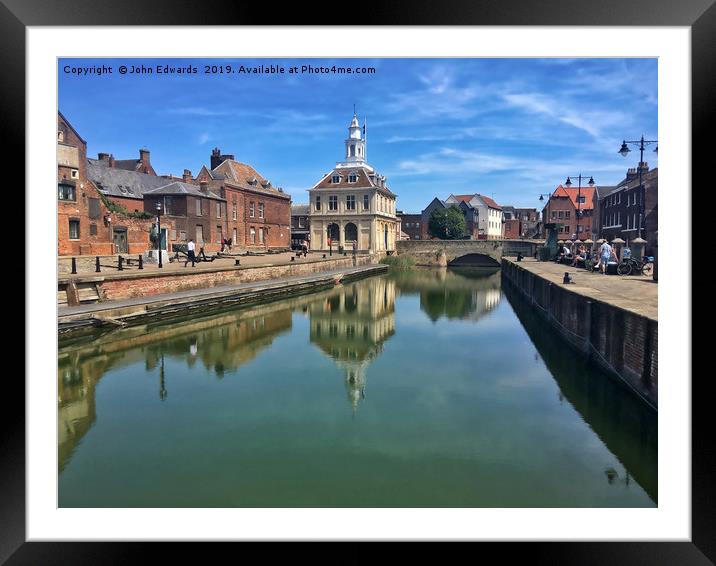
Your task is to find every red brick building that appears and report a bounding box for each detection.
[57,112,160,256]
[541,185,597,240]
[195,148,291,251]
[397,212,423,240]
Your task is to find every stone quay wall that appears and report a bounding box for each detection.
[63,256,373,302]
[501,259,658,409]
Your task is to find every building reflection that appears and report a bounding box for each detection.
[391,267,502,322]
[58,302,294,471]
[308,277,396,412]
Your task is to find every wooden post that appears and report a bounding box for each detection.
[71,257,77,274]
[138,255,143,269]
[95,256,101,273]
[118,256,123,271]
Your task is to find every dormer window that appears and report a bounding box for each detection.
[331,175,340,183]
[348,173,357,183]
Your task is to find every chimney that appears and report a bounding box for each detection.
[210,147,222,170]
[182,169,193,183]
[625,167,638,182]
[139,148,150,164]
[199,180,209,193]
[98,152,110,161]
[638,161,649,173]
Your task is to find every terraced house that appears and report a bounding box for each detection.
[195,148,291,251]
[308,112,399,253]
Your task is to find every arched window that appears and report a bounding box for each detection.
[350,145,356,157]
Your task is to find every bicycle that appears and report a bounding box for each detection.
[616,256,653,276]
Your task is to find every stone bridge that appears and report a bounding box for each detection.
[396,239,543,267]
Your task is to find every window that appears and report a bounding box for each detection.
[250,227,256,243]
[259,203,264,219]
[249,202,255,218]
[416,222,420,228]
[315,196,321,211]
[350,145,356,157]
[298,217,305,228]
[69,219,80,240]
[331,175,340,183]
[217,226,223,243]
[89,223,97,236]
[179,230,187,241]
[329,195,338,211]
[363,194,369,210]
[232,200,237,220]
[558,211,564,218]
[88,198,100,219]
[259,227,264,244]
[577,196,586,204]
[196,198,203,216]
[232,229,237,243]
[551,211,557,219]
[58,183,75,201]
[564,225,570,234]
[163,196,173,216]
[346,195,355,210]
[348,173,357,183]
[216,202,222,218]
[71,169,79,179]
[565,211,570,218]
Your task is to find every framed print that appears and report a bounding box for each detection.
[6,0,710,562]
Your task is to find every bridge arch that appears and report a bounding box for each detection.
[447,253,501,267]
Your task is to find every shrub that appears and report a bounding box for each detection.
[379,255,416,268]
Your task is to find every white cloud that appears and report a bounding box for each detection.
[197,132,210,145]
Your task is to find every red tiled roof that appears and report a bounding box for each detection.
[551,185,597,211]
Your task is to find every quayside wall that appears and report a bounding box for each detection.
[501,259,657,409]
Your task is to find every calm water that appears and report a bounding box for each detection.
[58,268,657,507]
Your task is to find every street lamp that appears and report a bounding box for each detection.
[155,201,163,268]
[618,135,657,239]
[564,173,595,240]
[538,193,552,236]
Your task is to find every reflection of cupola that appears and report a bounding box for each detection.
[344,112,366,164]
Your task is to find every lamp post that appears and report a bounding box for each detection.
[618,135,658,239]
[564,174,595,240]
[538,193,552,237]
[155,201,163,268]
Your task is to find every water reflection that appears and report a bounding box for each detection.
[391,267,502,322]
[309,277,396,411]
[58,269,657,508]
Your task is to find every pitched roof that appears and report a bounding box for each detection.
[291,204,309,216]
[213,159,288,198]
[312,166,395,196]
[450,193,502,210]
[87,159,171,200]
[551,185,597,210]
[144,181,224,200]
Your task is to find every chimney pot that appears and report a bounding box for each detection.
[183,169,193,183]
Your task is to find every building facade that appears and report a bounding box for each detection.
[598,165,657,255]
[195,150,292,251]
[444,194,503,239]
[541,184,597,241]
[58,112,160,256]
[502,207,540,239]
[397,212,423,240]
[308,113,399,253]
[290,204,310,249]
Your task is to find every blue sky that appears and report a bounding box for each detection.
[59,58,657,212]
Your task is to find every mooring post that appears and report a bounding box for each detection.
[138,255,143,269]
[118,256,123,271]
[71,257,77,274]
[95,256,101,273]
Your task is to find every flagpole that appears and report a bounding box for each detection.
[363,117,367,162]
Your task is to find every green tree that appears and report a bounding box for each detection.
[428,206,467,240]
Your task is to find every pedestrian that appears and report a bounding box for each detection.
[220,238,226,253]
[185,239,196,267]
[599,240,612,275]
[226,237,232,253]
[301,239,308,256]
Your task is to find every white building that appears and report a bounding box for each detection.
[444,193,504,240]
[308,112,399,253]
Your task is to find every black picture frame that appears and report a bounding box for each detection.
[6,0,709,562]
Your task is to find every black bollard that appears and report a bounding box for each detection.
[290,256,295,261]
[343,252,347,257]
[71,257,77,274]
[322,254,326,259]
[235,259,241,266]
[118,256,123,271]
[138,255,143,269]
[563,272,571,284]
[95,256,101,273]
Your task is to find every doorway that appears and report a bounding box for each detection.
[113,227,128,254]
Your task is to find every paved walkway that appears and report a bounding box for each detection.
[506,258,657,321]
[60,250,355,279]
[58,264,385,319]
